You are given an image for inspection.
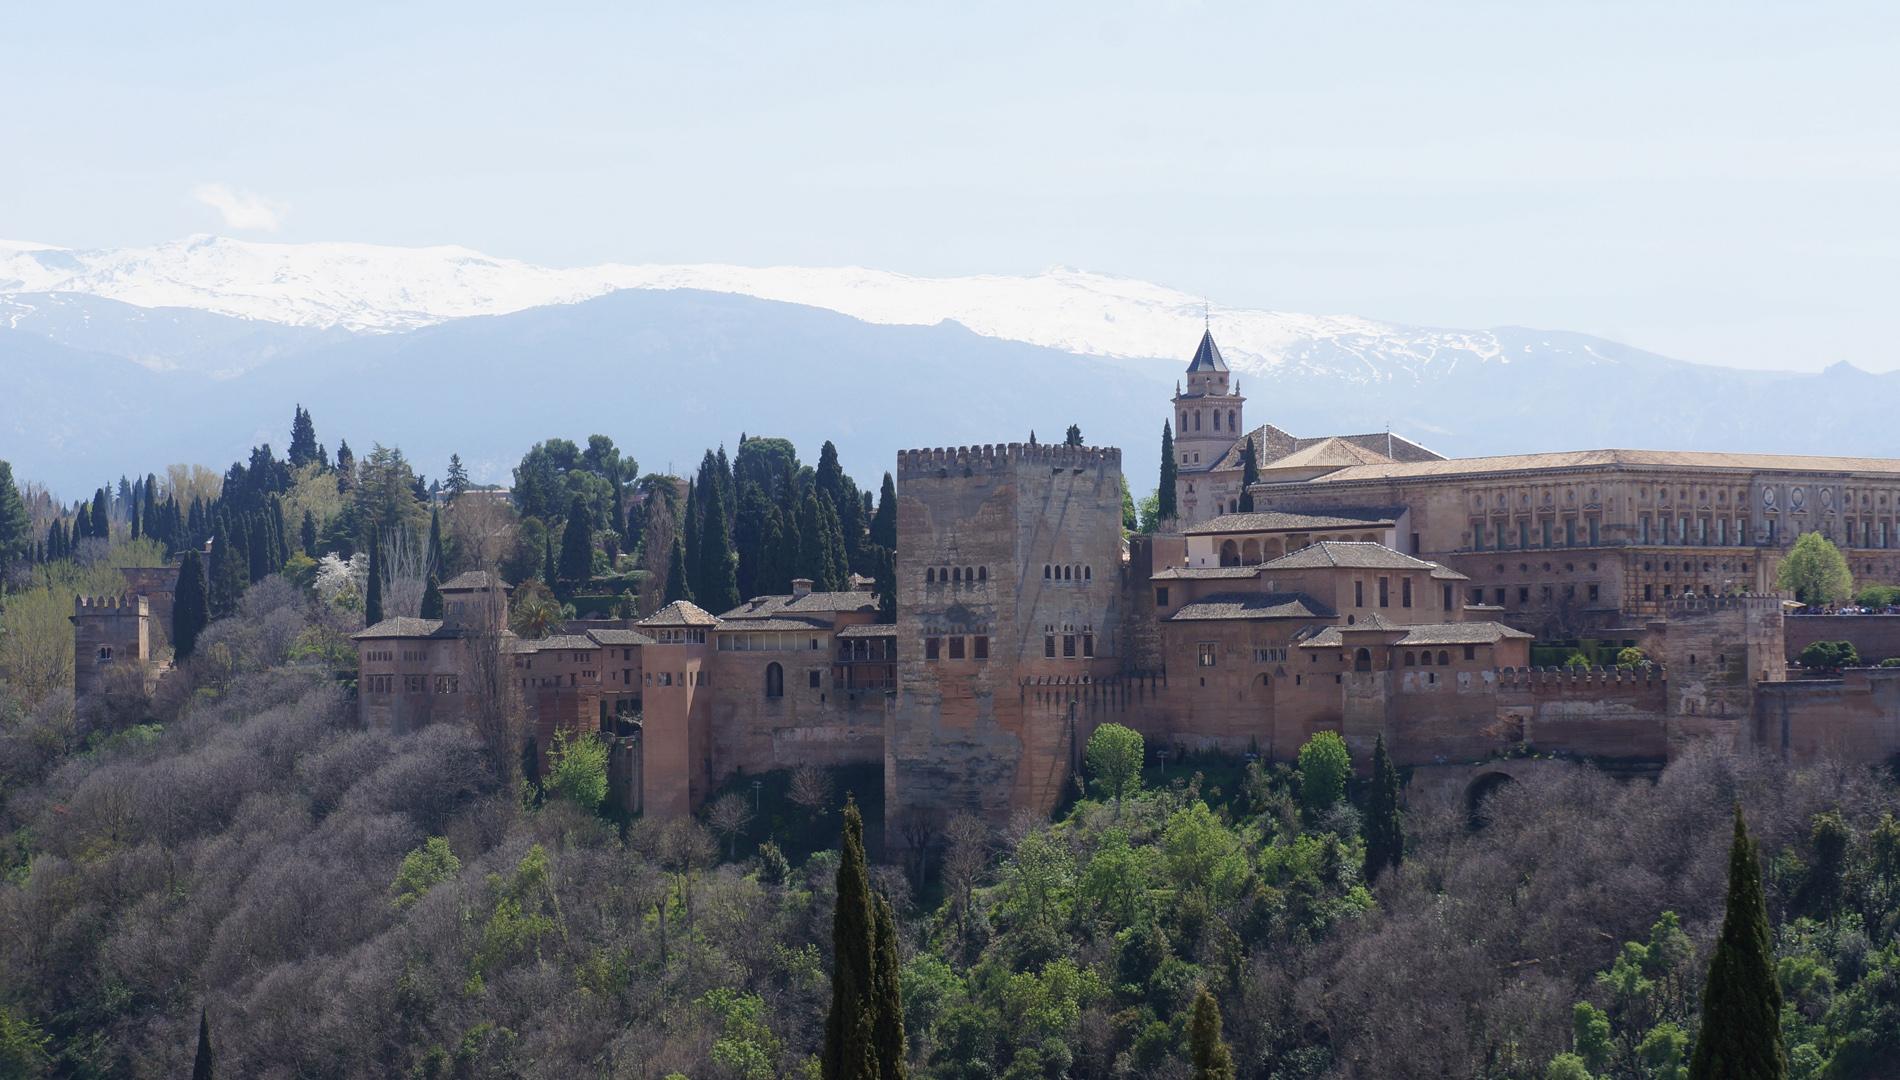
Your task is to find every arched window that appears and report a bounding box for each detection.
[1194,411,1201,431]
[765,662,784,699]
[1219,540,1240,567]
[1422,651,1433,666]
[1180,412,1187,431]
[1228,410,1236,430]
[926,567,935,583]
[1241,539,1261,564]
[1437,650,1450,666]
[1083,566,1091,580]
[964,566,974,582]
[97,645,114,662]
[1044,565,1052,579]
[952,567,961,582]
[978,566,988,582]
[1355,648,1373,672]
[1062,565,1072,580]
[1404,651,1416,666]
[1212,410,1220,431]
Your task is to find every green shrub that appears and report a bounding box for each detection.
[546,727,609,812]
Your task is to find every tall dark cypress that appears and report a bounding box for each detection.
[73,501,92,546]
[733,483,771,601]
[208,526,245,618]
[697,485,740,614]
[557,494,595,588]
[172,551,210,661]
[870,473,897,554]
[542,530,557,589]
[1362,732,1404,882]
[288,403,319,468]
[872,893,907,1079]
[822,496,850,591]
[1688,807,1785,1080]
[91,487,110,539]
[663,533,692,604]
[143,473,158,536]
[129,496,141,541]
[300,510,318,557]
[1188,987,1235,1080]
[365,529,384,627]
[192,1007,214,1080]
[426,507,445,576]
[822,799,879,1080]
[1159,421,1178,522]
[681,480,701,600]
[248,514,274,583]
[1237,436,1259,513]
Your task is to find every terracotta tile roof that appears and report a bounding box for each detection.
[836,624,897,638]
[1260,541,1440,572]
[713,617,833,632]
[520,634,600,651]
[1151,566,1265,581]
[1287,448,1900,485]
[440,570,507,591]
[1394,622,1533,646]
[1260,437,1395,471]
[636,600,720,627]
[352,616,448,640]
[1429,564,1471,581]
[1168,592,1333,621]
[586,628,655,646]
[719,591,878,619]
[1184,508,1400,536]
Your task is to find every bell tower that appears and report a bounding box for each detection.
[1171,328,1245,525]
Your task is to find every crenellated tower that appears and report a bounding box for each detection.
[1171,329,1245,525]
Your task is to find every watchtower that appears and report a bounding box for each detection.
[71,594,153,704]
[1170,329,1245,524]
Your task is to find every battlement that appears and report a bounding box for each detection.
[74,594,148,616]
[1661,593,1783,617]
[896,443,1122,479]
[1496,665,1667,691]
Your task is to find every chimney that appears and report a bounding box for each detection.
[791,578,814,598]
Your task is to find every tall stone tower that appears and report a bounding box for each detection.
[71,594,153,705]
[885,442,1126,837]
[1171,329,1245,525]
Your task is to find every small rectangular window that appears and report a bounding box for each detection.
[1644,584,1654,600]
[1402,577,1413,608]
[1155,587,1170,608]
[949,636,965,660]
[1044,634,1056,658]
[1197,643,1217,667]
[1518,587,1530,604]
[1378,577,1390,607]
[973,635,989,660]
[809,670,821,689]
[1588,584,1600,602]
[1443,585,1453,610]
[1354,580,1364,607]
[925,636,941,660]
[1464,645,1476,661]
[1082,634,1094,658]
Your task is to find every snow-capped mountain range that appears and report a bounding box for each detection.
[1,235,1534,381]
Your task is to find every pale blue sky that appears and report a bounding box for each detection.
[4,1,1897,370]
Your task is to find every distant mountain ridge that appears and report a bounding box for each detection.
[4,236,1898,500]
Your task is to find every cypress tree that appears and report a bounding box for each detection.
[733,483,771,601]
[664,533,692,604]
[1159,421,1178,522]
[426,507,445,576]
[248,514,273,583]
[1188,987,1235,1080]
[870,473,897,554]
[172,550,209,661]
[872,893,907,1079]
[192,1007,213,1080]
[542,530,557,589]
[871,544,895,623]
[365,529,384,627]
[73,501,92,546]
[300,510,318,556]
[1362,732,1404,882]
[289,404,319,469]
[1237,436,1259,513]
[0,460,30,577]
[91,487,110,539]
[208,525,246,618]
[130,495,141,541]
[143,473,157,535]
[557,494,595,588]
[1688,807,1785,1080]
[420,572,443,620]
[682,480,702,598]
[697,486,740,614]
[796,493,828,588]
[822,798,879,1080]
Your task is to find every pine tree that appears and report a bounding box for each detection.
[1688,807,1785,1080]
[0,460,31,577]
[872,893,907,1079]
[192,1007,213,1080]
[681,479,702,596]
[697,486,740,614]
[1362,732,1404,882]
[1065,423,1084,447]
[557,494,595,588]
[1237,436,1259,513]
[1159,421,1178,522]
[664,533,692,604]
[1188,987,1235,1080]
[288,404,319,468]
[300,510,317,556]
[445,453,470,501]
[172,551,209,660]
[335,440,356,493]
[822,799,880,1080]
[365,529,384,627]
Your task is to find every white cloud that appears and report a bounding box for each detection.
[191,183,285,231]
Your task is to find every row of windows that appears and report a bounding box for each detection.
[1042,564,1093,582]
[648,670,706,687]
[1352,576,1416,609]
[926,565,988,584]
[924,635,990,661]
[1402,651,1458,667]
[717,632,823,652]
[652,628,707,644]
[1471,517,1601,549]
[364,674,460,694]
[364,650,394,663]
[1043,633,1095,659]
[1470,584,1604,607]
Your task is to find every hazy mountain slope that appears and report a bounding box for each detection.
[0,292,352,375]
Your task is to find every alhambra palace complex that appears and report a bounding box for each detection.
[76,331,1900,837]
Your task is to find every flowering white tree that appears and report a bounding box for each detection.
[314,552,368,608]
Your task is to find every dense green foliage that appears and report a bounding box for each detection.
[1296,731,1351,816]
[1798,640,1860,673]
[1777,533,1853,607]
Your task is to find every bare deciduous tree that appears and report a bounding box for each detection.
[704,792,755,860]
[379,528,429,619]
[464,572,521,789]
[787,763,834,818]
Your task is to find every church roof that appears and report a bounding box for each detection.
[636,600,720,627]
[1185,329,1228,374]
[1263,437,1397,471]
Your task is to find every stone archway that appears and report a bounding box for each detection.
[1220,540,1240,567]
